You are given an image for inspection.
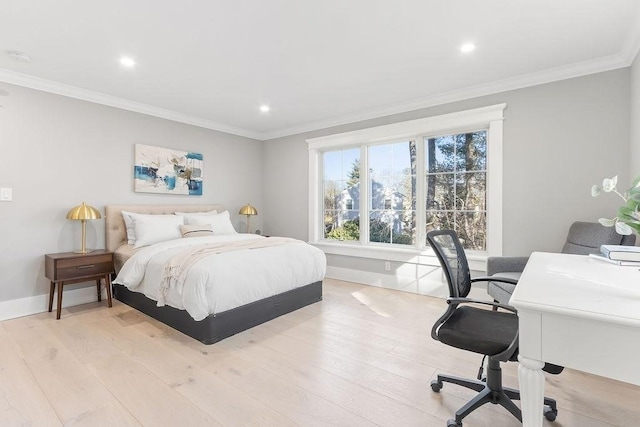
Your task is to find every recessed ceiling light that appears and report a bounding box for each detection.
[260,105,270,113]
[7,50,31,63]
[120,56,136,68]
[460,43,476,53]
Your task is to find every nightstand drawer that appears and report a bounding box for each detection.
[45,251,114,281]
[56,261,113,280]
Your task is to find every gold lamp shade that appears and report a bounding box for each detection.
[239,204,257,233]
[67,202,101,253]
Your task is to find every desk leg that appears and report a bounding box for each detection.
[518,355,545,427]
[97,279,102,302]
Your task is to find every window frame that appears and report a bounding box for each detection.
[307,104,505,265]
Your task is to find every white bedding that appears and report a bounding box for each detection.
[113,234,326,321]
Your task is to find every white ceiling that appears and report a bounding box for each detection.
[1,1,639,140]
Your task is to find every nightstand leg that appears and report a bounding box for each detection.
[105,275,113,308]
[97,279,102,302]
[48,281,55,312]
[56,282,64,320]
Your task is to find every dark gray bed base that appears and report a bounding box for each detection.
[112,281,323,344]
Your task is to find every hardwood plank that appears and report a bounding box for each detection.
[85,354,219,426]
[214,335,442,426]
[2,318,140,425]
[0,324,61,426]
[92,315,297,426]
[0,279,638,426]
[202,350,377,426]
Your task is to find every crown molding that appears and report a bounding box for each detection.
[0,46,635,143]
[0,68,262,140]
[262,53,630,141]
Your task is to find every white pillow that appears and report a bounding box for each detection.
[121,211,138,244]
[133,215,185,248]
[184,210,237,235]
[174,209,217,216]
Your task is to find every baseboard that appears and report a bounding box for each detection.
[0,285,101,321]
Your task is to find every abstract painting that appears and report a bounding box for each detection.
[134,144,203,195]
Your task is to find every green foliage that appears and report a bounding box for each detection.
[593,174,640,235]
[326,218,360,240]
[347,159,360,187]
[326,217,413,244]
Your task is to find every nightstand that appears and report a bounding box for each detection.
[44,250,114,319]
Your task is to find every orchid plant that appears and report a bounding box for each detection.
[591,175,640,235]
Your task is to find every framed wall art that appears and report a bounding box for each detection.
[134,144,203,195]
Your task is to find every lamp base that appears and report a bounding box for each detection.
[73,248,96,254]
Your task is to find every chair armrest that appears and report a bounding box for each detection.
[486,256,529,276]
[447,297,517,314]
[471,275,518,285]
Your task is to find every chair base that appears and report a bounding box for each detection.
[431,359,558,426]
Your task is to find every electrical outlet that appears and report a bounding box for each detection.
[0,187,12,201]
[384,261,391,271]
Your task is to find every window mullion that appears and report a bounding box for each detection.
[415,137,426,250]
[360,145,370,245]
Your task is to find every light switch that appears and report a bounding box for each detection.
[0,188,12,201]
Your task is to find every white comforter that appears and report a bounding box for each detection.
[113,234,326,321]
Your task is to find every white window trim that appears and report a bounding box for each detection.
[307,104,505,268]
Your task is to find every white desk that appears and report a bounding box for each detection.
[510,252,640,427]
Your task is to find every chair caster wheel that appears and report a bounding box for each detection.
[430,380,443,392]
[447,419,462,427]
[544,407,558,421]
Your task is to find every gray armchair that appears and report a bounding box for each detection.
[487,221,636,304]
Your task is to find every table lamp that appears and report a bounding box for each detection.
[238,204,257,233]
[67,202,101,253]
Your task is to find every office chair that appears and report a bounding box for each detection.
[427,230,560,427]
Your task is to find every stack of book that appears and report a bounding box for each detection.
[589,245,640,266]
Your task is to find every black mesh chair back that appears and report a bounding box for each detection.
[427,230,471,299]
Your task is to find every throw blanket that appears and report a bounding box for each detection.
[158,237,299,306]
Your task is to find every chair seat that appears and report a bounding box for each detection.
[487,272,521,304]
[437,306,518,359]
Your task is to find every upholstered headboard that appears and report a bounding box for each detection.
[105,204,225,252]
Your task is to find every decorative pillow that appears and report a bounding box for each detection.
[174,209,218,216]
[179,223,214,238]
[184,210,237,235]
[133,215,185,248]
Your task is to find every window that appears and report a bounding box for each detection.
[308,104,504,258]
[369,141,416,245]
[323,148,360,241]
[425,131,487,250]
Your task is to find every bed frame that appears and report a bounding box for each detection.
[105,204,323,344]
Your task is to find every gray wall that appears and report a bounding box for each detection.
[0,67,633,306]
[631,53,640,175]
[0,83,263,303]
[262,69,631,257]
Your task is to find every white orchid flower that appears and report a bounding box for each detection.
[598,218,616,227]
[601,176,617,192]
[591,185,601,197]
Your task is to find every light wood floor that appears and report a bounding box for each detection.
[1,279,639,426]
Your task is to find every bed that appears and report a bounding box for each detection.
[105,204,325,344]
